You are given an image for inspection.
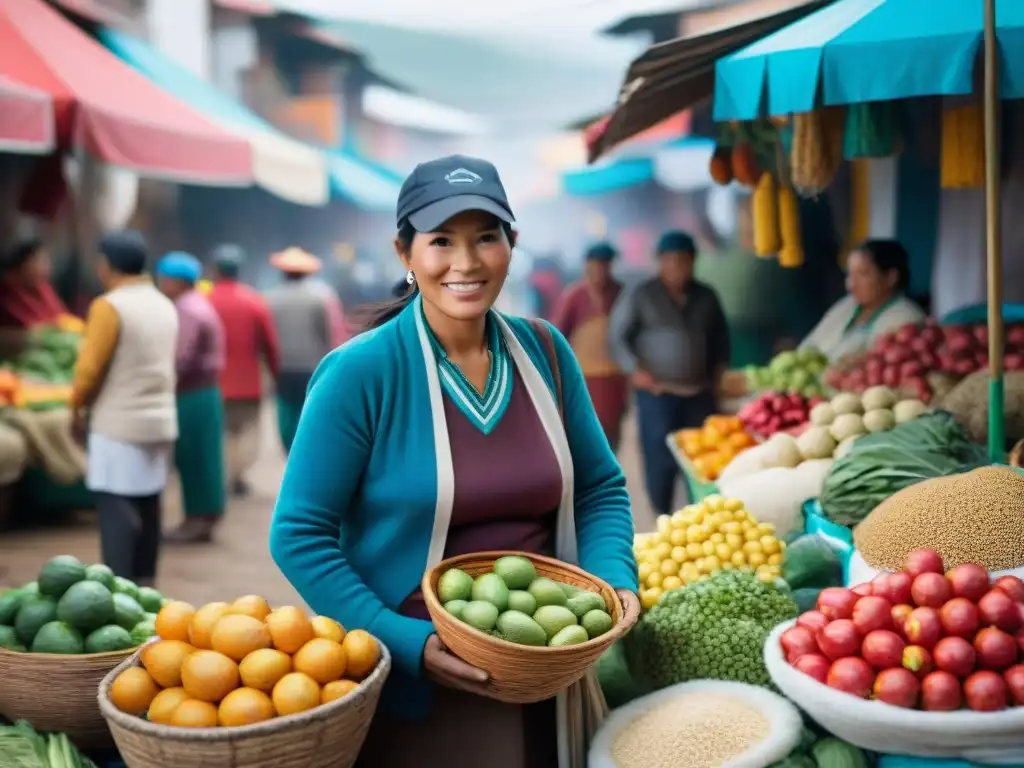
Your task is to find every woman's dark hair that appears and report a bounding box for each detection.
[358,217,515,331]
[3,238,43,273]
[855,238,910,293]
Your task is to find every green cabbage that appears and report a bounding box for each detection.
[819,411,986,526]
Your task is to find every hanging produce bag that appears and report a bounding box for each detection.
[843,101,905,159]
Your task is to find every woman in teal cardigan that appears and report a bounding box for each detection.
[269,155,639,768]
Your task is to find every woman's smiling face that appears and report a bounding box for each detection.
[397,210,514,322]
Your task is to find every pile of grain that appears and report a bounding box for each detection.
[854,465,1024,571]
[611,692,769,768]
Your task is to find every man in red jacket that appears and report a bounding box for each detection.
[206,245,280,496]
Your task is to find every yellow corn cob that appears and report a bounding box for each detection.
[752,172,781,257]
[940,102,984,189]
[777,183,804,267]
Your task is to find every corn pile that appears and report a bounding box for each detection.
[634,495,785,611]
[610,692,770,768]
[940,100,984,189]
[790,107,845,197]
[854,465,1024,571]
[777,183,804,267]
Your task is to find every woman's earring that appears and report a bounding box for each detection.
[405,270,415,285]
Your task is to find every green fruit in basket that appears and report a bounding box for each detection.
[495,611,547,646]
[0,625,25,651]
[136,586,164,613]
[471,573,510,612]
[493,556,537,590]
[21,581,39,597]
[113,593,146,631]
[461,601,499,632]
[581,610,613,639]
[558,582,579,599]
[112,577,140,601]
[533,605,577,641]
[85,624,134,653]
[57,580,115,633]
[31,621,85,654]
[0,590,25,625]
[38,555,86,599]
[566,591,605,618]
[130,618,156,646]
[437,568,474,603]
[15,596,57,645]
[507,590,537,616]
[549,625,589,647]
[528,578,567,608]
[84,563,115,591]
[443,599,468,620]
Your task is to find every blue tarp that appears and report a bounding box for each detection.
[714,0,1024,121]
[327,152,401,213]
[561,157,654,197]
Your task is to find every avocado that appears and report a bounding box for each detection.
[38,555,86,599]
[85,625,135,653]
[14,597,58,645]
[56,581,115,633]
[31,621,85,654]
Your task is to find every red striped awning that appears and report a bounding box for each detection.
[0,0,253,184]
[0,74,54,153]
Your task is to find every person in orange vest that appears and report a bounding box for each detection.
[205,245,280,496]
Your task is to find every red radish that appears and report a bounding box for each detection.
[973,627,1018,671]
[796,611,829,633]
[891,604,913,634]
[1004,664,1024,705]
[921,671,963,711]
[817,620,860,661]
[852,583,873,598]
[911,572,952,608]
[979,590,1023,632]
[934,636,977,678]
[993,575,1024,604]
[1015,626,1024,654]
[817,588,858,621]
[827,657,875,698]
[964,671,1009,711]
[852,595,894,635]
[873,667,920,708]
[946,564,990,602]
[862,630,906,670]
[905,549,944,577]
[794,653,831,684]
[878,572,913,605]
[939,598,980,638]
[781,626,819,663]
[904,607,942,648]
[902,645,934,679]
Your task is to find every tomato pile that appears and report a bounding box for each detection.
[780,549,1024,711]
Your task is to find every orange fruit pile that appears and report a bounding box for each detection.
[674,414,756,481]
[108,595,381,728]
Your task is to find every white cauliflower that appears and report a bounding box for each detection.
[830,412,867,442]
[863,408,896,433]
[796,426,837,460]
[861,385,898,411]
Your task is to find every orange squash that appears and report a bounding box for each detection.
[709,146,733,185]
[731,141,760,187]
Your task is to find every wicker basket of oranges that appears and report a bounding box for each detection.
[97,596,390,768]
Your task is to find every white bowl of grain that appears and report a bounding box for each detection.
[588,679,802,768]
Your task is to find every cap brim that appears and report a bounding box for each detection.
[407,195,514,233]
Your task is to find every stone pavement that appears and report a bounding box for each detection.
[0,403,659,606]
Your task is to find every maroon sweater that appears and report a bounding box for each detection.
[401,369,563,619]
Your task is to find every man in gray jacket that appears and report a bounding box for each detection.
[609,231,730,516]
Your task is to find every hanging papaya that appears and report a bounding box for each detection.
[731,140,761,187]
[709,146,733,185]
[777,183,804,267]
[940,100,984,189]
[752,172,781,258]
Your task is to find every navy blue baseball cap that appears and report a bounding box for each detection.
[396,154,515,232]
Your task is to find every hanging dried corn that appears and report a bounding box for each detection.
[731,140,761,187]
[752,171,781,257]
[709,145,733,185]
[777,182,804,267]
[843,101,904,159]
[940,99,985,189]
[789,107,845,197]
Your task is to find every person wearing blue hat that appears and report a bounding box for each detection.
[206,244,281,497]
[551,242,628,451]
[71,230,178,585]
[269,155,639,768]
[608,231,731,517]
[156,252,227,544]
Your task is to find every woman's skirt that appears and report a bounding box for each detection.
[174,386,226,518]
[355,687,557,768]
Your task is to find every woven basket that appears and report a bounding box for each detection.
[0,645,136,750]
[422,551,626,704]
[98,644,391,768]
